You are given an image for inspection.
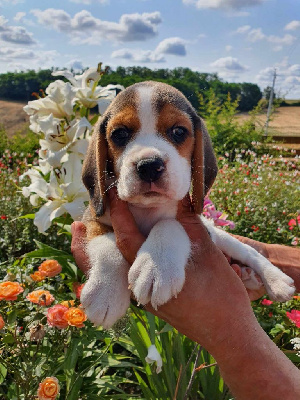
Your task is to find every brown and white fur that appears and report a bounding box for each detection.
[80,81,295,328]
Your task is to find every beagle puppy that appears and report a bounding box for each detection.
[80,81,295,328]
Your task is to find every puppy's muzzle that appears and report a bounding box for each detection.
[136,157,165,183]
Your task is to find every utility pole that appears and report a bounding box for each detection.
[264,68,277,136]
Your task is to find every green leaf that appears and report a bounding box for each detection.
[15,213,35,220]
[2,334,15,344]
[157,323,173,334]
[283,350,300,363]
[7,309,18,325]
[134,370,155,399]
[0,363,7,384]
[89,114,100,126]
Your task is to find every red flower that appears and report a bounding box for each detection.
[286,310,300,328]
[288,219,297,230]
[72,282,85,299]
[261,299,273,306]
[0,216,7,220]
[251,225,259,232]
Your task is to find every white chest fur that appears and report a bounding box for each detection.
[98,201,178,237]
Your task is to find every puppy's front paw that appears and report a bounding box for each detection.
[81,276,130,329]
[128,251,186,310]
[263,268,295,302]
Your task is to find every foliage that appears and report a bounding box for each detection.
[210,150,299,246]
[0,125,39,155]
[198,90,264,160]
[0,66,262,112]
[0,150,70,264]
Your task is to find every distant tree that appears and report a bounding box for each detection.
[263,85,276,101]
[0,66,262,112]
[239,83,262,112]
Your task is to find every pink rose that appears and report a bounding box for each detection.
[47,304,69,329]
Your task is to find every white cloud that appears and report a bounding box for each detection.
[225,45,233,52]
[255,59,300,97]
[247,27,265,42]
[235,25,296,50]
[211,56,248,72]
[155,37,187,56]
[30,9,162,43]
[1,25,36,44]
[111,36,187,63]
[235,25,251,34]
[0,17,36,45]
[285,20,300,31]
[13,12,26,22]
[0,46,59,63]
[182,0,265,10]
[0,0,24,4]
[111,48,165,63]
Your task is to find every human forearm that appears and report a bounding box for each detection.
[211,319,300,400]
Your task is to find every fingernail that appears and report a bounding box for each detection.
[71,222,77,236]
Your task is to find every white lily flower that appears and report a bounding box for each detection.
[23,81,75,129]
[38,116,91,167]
[20,167,50,207]
[145,345,163,374]
[52,67,124,109]
[33,154,89,233]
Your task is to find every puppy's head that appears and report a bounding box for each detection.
[82,81,217,216]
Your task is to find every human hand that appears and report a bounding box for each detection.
[71,191,266,301]
[71,189,263,349]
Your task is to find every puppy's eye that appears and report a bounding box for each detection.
[167,126,188,144]
[111,127,131,147]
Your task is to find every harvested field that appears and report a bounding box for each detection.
[0,99,299,139]
[238,106,300,137]
[0,100,29,137]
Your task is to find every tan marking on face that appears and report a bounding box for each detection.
[106,105,141,162]
[156,103,194,160]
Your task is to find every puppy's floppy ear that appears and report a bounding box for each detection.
[191,114,218,214]
[82,116,108,217]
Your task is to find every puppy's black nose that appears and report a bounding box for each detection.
[136,157,165,183]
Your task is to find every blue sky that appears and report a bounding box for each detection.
[0,0,300,98]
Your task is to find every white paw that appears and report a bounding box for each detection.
[128,251,186,310]
[80,274,130,329]
[262,266,295,302]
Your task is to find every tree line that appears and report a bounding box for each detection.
[0,66,263,112]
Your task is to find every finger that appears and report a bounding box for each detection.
[177,194,194,219]
[109,188,145,264]
[71,222,90,274]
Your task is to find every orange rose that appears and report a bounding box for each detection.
[47,305,69,329]
[0,315,5,329]
[60,300,75,308]
[30,271,46,282]
[26,290,55,306]
[38,260,62,278]
[64,307,87,328]
[37,376,60,400]
[0,281,24,301]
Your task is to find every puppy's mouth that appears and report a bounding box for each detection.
[143,191,162,197]
[141,183,166,197]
